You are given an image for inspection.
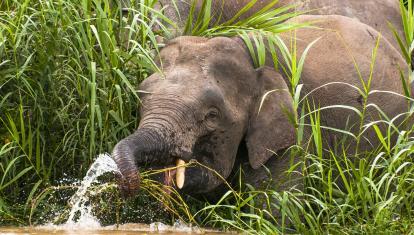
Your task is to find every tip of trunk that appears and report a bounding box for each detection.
[112,141,141,198]
[115,171,141,198]
[112,128,169,197]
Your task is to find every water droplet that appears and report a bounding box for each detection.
[63,153,119,229]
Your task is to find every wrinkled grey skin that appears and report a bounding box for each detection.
[154,0,403,51]
[284,15,410,148]
[112,14,410,197]
[113,36,295,196]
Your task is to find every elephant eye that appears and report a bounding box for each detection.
[205,108,220,121]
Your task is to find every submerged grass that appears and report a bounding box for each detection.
[1,0,414,234]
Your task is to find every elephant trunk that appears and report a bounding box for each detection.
[111,128,168,197]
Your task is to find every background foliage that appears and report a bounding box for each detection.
[0,0,159,223]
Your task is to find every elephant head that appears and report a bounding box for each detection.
[112,36,296,196]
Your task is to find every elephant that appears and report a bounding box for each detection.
[111,14,411,197]
[154,0,404,51]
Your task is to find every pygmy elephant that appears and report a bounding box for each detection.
[112,14,410,197]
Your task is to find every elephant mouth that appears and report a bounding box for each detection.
[162,159,186,193]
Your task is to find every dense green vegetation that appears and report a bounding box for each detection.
[0,0,413,234]
[0,0,161,225]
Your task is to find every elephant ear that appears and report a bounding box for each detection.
[245,66,296,169]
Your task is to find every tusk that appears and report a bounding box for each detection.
[176,159,186,189]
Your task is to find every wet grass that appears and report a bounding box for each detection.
[1,0,414,234]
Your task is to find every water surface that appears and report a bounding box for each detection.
[0,223,227,234]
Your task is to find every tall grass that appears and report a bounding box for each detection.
[390,0,414,69]
[1,0,414,233]
[0,0,165,224]
[182,0,305,37]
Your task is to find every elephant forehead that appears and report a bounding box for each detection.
[157,58,255,100]
[140,67,225,97]
[160,36,247,68]
[139,67,204,92]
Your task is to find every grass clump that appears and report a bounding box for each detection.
[0,0,165,224]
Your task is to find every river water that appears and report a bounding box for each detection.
[0,223,225,234]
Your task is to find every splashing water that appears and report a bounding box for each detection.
[35,153,220,234]
[63,153,119,229]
